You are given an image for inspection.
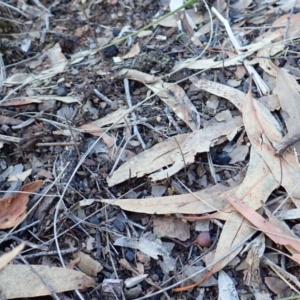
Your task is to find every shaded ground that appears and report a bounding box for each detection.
[1,0,300,299]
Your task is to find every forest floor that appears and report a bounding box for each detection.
[1,0,300,299]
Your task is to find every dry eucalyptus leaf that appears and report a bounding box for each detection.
[0,180,44,229]
[0,265,95,298]
[0,243,25,270]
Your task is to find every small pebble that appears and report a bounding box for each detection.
[125,250,135,262]
[55,85,68,96]
[113,218,125,232]
[102,45,119,58]
[112,28,121,37]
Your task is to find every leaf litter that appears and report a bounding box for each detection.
[1,0,300,299]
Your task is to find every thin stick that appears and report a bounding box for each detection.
[108,134,137,176]
[284,0,298,45]
[22,248,79,259]
[164,107,183,133]
[123,78,146,149]
[94,88,114,106]
[274,133,300,156]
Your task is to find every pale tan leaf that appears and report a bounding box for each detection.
[250,46,284,76]
[107,133,189,186]
[153,216,190,241]
[3,44,68,90]
[218,270,239,300]
[150,116,243,181]
[234,148,278,210]
[0,265,95,298]
[79,124,116,147]
[243,29,284,53]
[272,63,300,152]
[0,243,25,270]
[119,69,200,130]
[225,192,300,265]
[243,86,300,207]
[109,117,241,185]
[271,13,300,37]
[231,0,252,10]
[31,95,82,104]
[4,73,32,85]
[147,80,200,131]
[157,9,206,27]
[85,106,132,128]
[172,55,243,72]
[72,251,103,277]
[190,77,280,112]
[8,169,32,182]
[265,208,300,256]
[121,43,140,59]
[209,148,278,273]
[119,69,158,85]
[103,174,243,214]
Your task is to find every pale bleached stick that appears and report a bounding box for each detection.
[211,7,270,96]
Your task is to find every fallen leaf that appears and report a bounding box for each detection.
[103,174,243,215]
[119,69,158,85]
[107,133,189,186]
[0,243,25,270]
[8,169,32,182]
[190,77,280,112]
[121,43,140,59]
[264,277,288,295]
[218,271,239,300]
[153,216,190,241]
[243,82,300,207]
[119,69,200,131]
[199,148,277,278]
[114,236,175,274]
[85,106,132,128]
[272,62,300,153]
[0,265,95,298]
[147,80,201,131]
[0,180,44,229]
[72,251,103,277]
[150,116,243,181]
[225,192,300,265]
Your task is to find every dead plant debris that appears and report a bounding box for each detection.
[1,0,300,299]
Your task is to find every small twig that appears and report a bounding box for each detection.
[164,107,183,133]
[109,134,137,176]
[284,0,298,45]
[207,152,217,184]
[35,141,81,147]
[11,111,44,130]
[93,88,114,106]
[66,119,81,159]
[0,1,30,18]
[21,247,79,259]
[174,137,187,179]
[123,78,146,150]
[274,133,300,156]
[0,134,22,143]
[1,235,48,251]
[0,53,6,93]
[262,256,300,294]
